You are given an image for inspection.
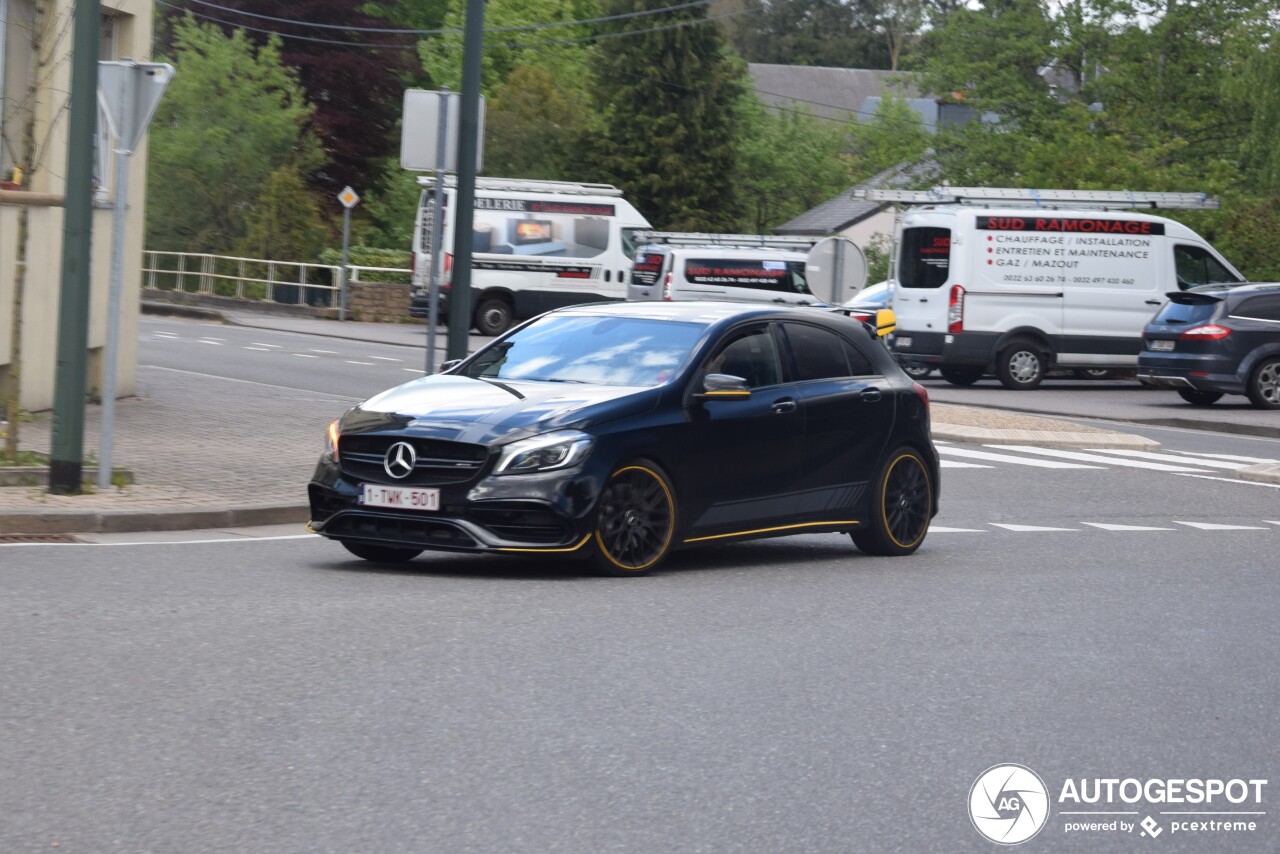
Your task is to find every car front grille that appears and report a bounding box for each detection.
[340,435,489,485]
[323,511,480,549]
[468,503,570,543]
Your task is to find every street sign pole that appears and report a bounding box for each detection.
[96,60,173,490]
[337,187,360,322]
[426,91,449,375]
[447,0,486,362]
[49,0,102,494]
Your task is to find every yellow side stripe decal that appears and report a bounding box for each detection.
[498,534,593,554]
[684,520,860,543]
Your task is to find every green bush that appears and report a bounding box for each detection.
[320,247,412,284]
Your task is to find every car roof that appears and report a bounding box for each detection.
[549,300,844,326]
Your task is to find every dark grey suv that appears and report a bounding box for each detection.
[1137,283,1280,409]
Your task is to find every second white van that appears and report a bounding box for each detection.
[627,234,820,307]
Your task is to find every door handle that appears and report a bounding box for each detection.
[771,398,797,414]
[860,388,882,402]
[1145,299,1161,305]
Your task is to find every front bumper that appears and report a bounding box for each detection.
[307,454,601,556]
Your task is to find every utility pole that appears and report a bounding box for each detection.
[446,0,486,361]
[48,0,102,493]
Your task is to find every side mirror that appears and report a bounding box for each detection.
[874,308,896,337]
[694,373,751,401]
[438,359,463,373]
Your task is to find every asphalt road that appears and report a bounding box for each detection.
[3,424,1278,853]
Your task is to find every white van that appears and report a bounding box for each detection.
[627,233,820,306]
[866,188,1245,388]
[410,177,652,335]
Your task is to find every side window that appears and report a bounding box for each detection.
[705,328,783,389]
[1231,296,1280,323]
[784,324,855,381]
[842,339,875,376]
[786,261,812,295]
[898,227,951,289]
[1174,245,1239,289]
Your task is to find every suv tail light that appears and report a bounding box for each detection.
[662,271,673,301]
[1180,324,1231,340]
[947,285,965,334]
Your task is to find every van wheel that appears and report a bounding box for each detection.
[1177,388,1222,406]
[474,298,514,336]
[996,340,1046,390]
[939,366,983,386]
[1246,358,1280,409]
[901,362,933,380]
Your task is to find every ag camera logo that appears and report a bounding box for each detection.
[969,764,1051,845]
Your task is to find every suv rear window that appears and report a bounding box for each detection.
[1153,295,1221,325]
[899,227,951,288]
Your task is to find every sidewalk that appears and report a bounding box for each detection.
[1,306,1275,536]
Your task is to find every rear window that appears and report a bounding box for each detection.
[899,227,951,288]
[1153,296,1220,325]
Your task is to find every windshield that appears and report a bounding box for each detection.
[461,315,707,387]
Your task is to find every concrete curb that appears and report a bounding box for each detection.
[931,424,1160,450]
[0,504,308,536]
[1237,463,1280,485]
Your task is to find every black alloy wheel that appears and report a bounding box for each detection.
[939,366,983,386]
[852,448,933,556]
[1177,388,1223,406]
[1246,358,1280,409]
[591,463,677,576]
[341,540,424,563]
[996,339,1047,390]
[474,297,514,336]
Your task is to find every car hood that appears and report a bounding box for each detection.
[340,374,659,445]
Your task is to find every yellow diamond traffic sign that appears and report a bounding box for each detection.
[338,186,360,208]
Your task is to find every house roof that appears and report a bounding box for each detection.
[747,64,921,122]
[773,160,937,235]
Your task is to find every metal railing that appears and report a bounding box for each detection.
[142,251,414,307]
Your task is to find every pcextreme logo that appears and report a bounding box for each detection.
[968,764,1269,845]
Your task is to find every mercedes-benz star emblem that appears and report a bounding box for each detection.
[383,441,417,480]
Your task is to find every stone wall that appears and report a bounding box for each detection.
[348,281,413,323]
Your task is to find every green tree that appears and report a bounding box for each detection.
[588,0,749,230]
[147,17,324,254]
[484,65,591,179]
[235,164,329,261]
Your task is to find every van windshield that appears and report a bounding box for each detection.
[899,227,951,289]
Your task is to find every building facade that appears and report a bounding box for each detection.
[1,0,153,411]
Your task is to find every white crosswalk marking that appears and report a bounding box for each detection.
[939,459,994,469]
[990,523,1079,532]
[1080,448,1250,470]
[926,526,988,533]
[1083,523,1176,531]
[1165,450,1280,464]
[937,446,1101,468]
[1173,521,1270,531]
[984,445,1208,472]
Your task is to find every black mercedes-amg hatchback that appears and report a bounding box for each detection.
[308,301,939,575]
[1138,283,1280,409]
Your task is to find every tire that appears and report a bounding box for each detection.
[473,297,514,336]
[340,540,423,563]
[1177,388,1223,406]
[852,448,933,557]
[1246,357,1280,409]
[939,366,983,386]
[996,340,1047,390]
[901,362,933,380]
[589,462,677,576]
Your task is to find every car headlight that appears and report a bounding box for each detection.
[494,430,594,475]
[324,420,340,459]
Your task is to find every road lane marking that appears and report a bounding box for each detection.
[309,349,337,354]
[1083,523,1177,531]
[1173,473,1280,488]
[1080,448,1250,470]
[937,446,1101,468]
[346,360,375,366]
[1165,450,1280,464]
[372,356,402,362]
[940,460,994,468]
[244,346,273,351]
[0,534,320,548]
[292,353,319,358]
[1173,521,1270,531]
[985,445,1207,472]
[138,365,361,399]
[990,524,1079,532]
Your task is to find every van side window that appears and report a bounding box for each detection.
[1231,296,1280,323]
[898,227,951,289]
[1174,245,1239,289]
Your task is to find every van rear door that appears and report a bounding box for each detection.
[892,219,954,335]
